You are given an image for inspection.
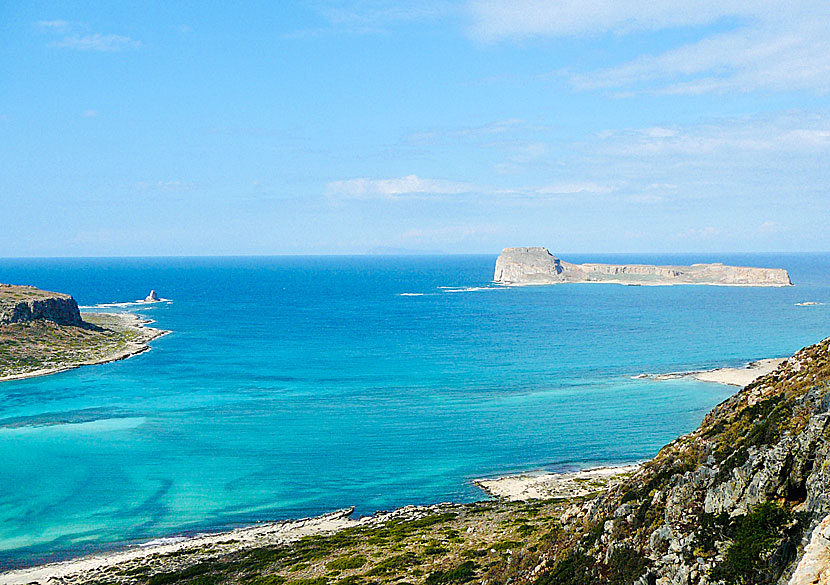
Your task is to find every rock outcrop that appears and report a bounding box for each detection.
[143,290,160,302]
[532,337,830,585]
[0,284,84,326]
[494,247,792,286]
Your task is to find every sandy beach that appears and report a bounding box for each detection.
[641,357,786,387]
[473,464,641,501]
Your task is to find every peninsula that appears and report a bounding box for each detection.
[0,284,168,381]
[494,247,792,286]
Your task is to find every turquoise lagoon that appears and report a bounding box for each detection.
[0,253,828,567]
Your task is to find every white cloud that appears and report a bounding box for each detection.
[52,33,142,52]
[467,1,830,94]
[595,112,830,157]
[535,182,612,195]
[466,0,781,40]
[326,174,475,198]
[82,109,98,118]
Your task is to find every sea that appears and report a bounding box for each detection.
[0,253,828,569]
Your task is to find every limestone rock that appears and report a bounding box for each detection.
[0,284,84,326]
[493,247,792,286]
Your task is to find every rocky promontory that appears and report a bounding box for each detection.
[494,247,793,286]
[0,284,169,381]
[0,284,84,326]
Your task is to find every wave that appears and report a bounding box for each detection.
[441,286,505,293]
[79,299,172,309]
[398,293,425,296]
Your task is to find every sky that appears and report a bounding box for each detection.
[1,1,829,256]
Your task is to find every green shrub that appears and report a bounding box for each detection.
[424,561,477,584]
[326,555,367,572]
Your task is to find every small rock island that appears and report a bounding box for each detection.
[0,284,168,381]
[494,247,792,286]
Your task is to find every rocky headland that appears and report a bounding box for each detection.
[0,284,169,381]
[494,247,793,287]
[3,337,830,584]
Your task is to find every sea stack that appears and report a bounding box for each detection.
[494,247,792,286]
[144,290,160,302]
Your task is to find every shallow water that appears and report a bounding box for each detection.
[0,253,828,567]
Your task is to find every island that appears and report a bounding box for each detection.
[494,247,792,286]
[0,284,169,382]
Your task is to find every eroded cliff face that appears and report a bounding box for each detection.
[531,338,830,585]
[494,247,792,286]
[0,284,84,326]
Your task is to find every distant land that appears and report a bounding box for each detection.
[0,284,168,381]
[494,247,793,287]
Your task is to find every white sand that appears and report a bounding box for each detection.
[690,358,786,386]
[649,358,786,387]
[474,464,640,501]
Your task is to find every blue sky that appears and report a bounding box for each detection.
[1,1,828,256]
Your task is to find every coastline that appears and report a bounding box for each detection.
[0,312,169,383]
[0,509,359,585]
[639,357,786,387]
[473,463,641,501]
[0,505,469,585]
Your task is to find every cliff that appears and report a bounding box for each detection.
[494,247,793,287]
[0,284,84,326]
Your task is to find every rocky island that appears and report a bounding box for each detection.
[494,247,792,287]
[4,336,830,585]
[0,284,168,381]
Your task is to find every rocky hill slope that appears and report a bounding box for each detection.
[494,248,792,287]
[534,337,830,584]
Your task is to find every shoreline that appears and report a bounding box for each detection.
[638,356,786,387]
[473,463,642,501]
[0,505,455,585]
[0,312,170,383]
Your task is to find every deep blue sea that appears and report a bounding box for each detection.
[0,253,828,568]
